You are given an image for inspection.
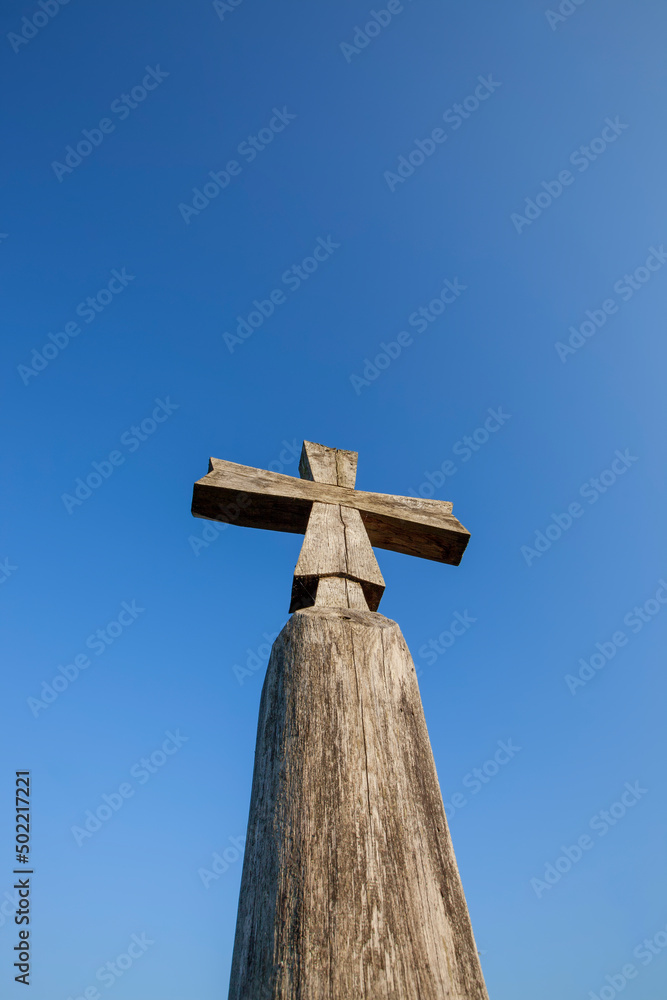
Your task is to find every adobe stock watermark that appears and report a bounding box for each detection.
[64,932,154,998]
[188,438,301,555]
[189,492,251,555]
[223,236,340,352]
[383,75,501,192]
[17,268,135,385]
[7,0,72,54]
[0,558,18,584]
[545,0,589,31]
[51,68,169,182]
[213,0,247,20]
[530,781,648,898]
[416,610,477,674]
[61,397,179,514]
[178,107,296,224]
[443,739,522,821]
[198,834,246,888]
[511,117,628,234]
[585,920,667,1000]
[232,627,282,685]
[0,885,22,931]
[565,579,667,695]
[555,245,667,361]
[350,276,467,393]
[406,407,511,498]
[27,600,145,717]
[521,449,638,567]
[70,731,188,846]
[339,1,413,62]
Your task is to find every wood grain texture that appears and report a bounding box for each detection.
[291,503,385,613]
[335,449,358,490]
[298,440,358,488]
[228,607,489,1000]
[313,576,369,610]
[192,459,469,565]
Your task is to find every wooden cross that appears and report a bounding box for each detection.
[191,439,488,999]
[191,439,470,611]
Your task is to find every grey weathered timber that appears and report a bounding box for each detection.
[191,455,469,566]
[298,439,358,488]
[228,605,489,1000]
[291,502,385,612]
[314,574,369,610]
[289,442,386,613]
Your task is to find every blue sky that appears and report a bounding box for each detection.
[1,0,666,997]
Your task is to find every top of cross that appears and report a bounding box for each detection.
[191,440,470,612]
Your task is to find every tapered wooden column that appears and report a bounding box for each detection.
[228,605,489,1000]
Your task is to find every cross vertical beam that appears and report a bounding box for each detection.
[290,442,385,612]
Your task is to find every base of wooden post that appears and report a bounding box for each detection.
[228,606,489,1000]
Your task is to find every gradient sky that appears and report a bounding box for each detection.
[1,1,666,997]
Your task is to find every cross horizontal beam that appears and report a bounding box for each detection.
[192,458,470,565]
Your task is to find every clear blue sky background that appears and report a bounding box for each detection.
[1,0,666,997]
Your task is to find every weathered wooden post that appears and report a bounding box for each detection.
[191,441,489,1000]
